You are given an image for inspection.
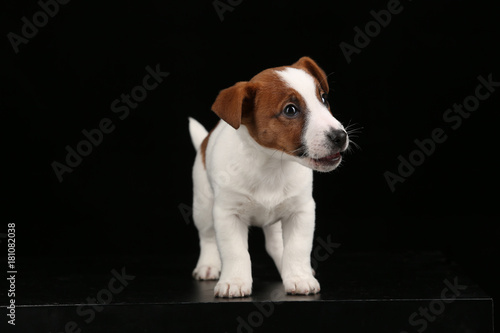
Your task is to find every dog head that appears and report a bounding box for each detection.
[211,57,349,172]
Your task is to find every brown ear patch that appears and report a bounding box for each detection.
[291,57,329,93]
[211,81,257,129]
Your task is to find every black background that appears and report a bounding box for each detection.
[3,0,499,316]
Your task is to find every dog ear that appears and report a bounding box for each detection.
[211,81,257,130]
[292,57,329,93]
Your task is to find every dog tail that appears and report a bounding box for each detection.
[188,117,208,151]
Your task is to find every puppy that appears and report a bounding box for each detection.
[188,57,349,297]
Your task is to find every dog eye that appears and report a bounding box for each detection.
[282,104,299,118]
[321,93,329,105]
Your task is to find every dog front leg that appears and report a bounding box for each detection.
[213,204,252,298]
[281,199,320,295]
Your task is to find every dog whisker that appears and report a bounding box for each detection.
[322,71,336,92]
[346,139,361,153]
[343,120,362,154]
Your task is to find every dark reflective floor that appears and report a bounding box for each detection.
[1,251,493,332]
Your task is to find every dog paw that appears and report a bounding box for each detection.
[283,275,320,295]
[192,265,220,280]
[214,278,252,298]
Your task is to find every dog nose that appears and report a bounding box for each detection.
[327,129,347,148]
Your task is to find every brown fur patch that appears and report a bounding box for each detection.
[242,69,307,157]
[208,57,329,159]
[211,82,258,130]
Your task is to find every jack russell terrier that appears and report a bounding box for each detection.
[188,57,349,298]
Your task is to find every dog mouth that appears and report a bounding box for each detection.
[311,152,342,164]
[292,146,344,170]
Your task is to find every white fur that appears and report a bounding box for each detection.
[277,68,348,160]
[189,68,348,297]
[188,117,208,151]
[190,120,318,297]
